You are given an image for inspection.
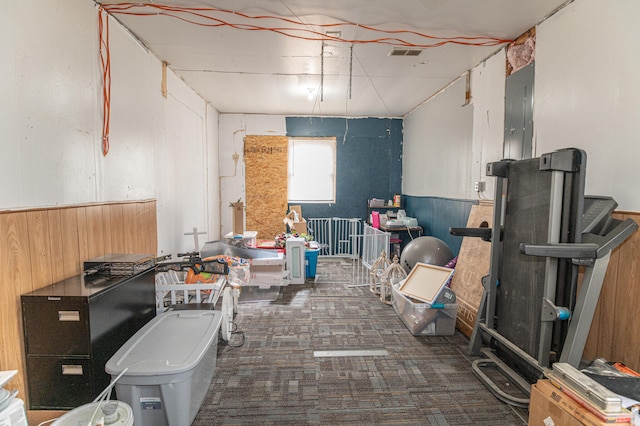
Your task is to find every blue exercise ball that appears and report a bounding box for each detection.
[400,236,454,273]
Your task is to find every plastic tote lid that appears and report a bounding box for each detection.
[106,310,222,376]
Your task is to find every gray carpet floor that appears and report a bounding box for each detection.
[193,258,529,425]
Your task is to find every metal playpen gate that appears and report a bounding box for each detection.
[306,217,363,258]
[351,224,391,286]
[306,218,391,285]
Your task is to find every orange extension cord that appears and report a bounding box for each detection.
[100,3,512,48]
[96,3,512,156]
[98,6,111,156]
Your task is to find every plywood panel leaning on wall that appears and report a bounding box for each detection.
[449,202,493,338]
[244,135,289,240]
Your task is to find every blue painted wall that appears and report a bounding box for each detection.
[286,117,402,221]
[285,117,473,256]
[403,195,477,256]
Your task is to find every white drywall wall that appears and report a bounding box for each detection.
[154,70,209,255]
[403,0,640,212]
[207,104,221,242]
[469,51,507,201]
[403,78,474,199]
[100,16,157,202]
[0,0,101,207]
[534,0,640,211]
[218,114,287,236]
[0,0,221,256]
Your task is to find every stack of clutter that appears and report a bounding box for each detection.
[199,241,290,303]
[529,362,639,425]
[283,205,308,235]
[0,371,27,426]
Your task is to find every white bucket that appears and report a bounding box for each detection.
[52,400,133,426]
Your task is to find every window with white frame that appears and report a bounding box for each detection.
[288,137,336,203]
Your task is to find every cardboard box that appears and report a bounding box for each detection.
[231,202,244,235]
[283,205,308,234]
[528,380,629,426]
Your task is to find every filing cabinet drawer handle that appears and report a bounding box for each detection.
[62,365,83,375]
[58,311,80,321]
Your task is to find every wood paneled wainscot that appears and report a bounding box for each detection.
[0,200,157,424]
[583,211,640,371]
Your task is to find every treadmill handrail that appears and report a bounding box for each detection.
[582,218,638,258]
[520,242,599,259]
[521,217,638,260]
[449,227,492,242]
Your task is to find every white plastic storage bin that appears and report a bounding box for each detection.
[216,253,287,304]
[235,253,288,303]
[105,310,222,426]
[249,253,287,285]
[392,284,458,336]
[223,231,258,248]
[236,284,281,303]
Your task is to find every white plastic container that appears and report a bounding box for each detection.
[250,253,286,284]
[0,398,27,426]
[52,400,133,426]
[392,284,458,336]
[0,370,27,426]
[105,310,222,426]
[233,253,288,303]
[223,230,258,248]
[249,254,287,286]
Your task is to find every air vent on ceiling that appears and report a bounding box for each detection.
[389,48,423,57]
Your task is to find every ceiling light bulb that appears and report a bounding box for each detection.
[307,88,315,100]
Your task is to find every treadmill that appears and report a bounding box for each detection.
[450,148,638,406]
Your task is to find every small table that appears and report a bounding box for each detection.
[379,224,423,256]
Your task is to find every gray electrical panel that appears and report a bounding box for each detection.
[504,63,534,160]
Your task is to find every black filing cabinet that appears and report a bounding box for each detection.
[21,267,156,409]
